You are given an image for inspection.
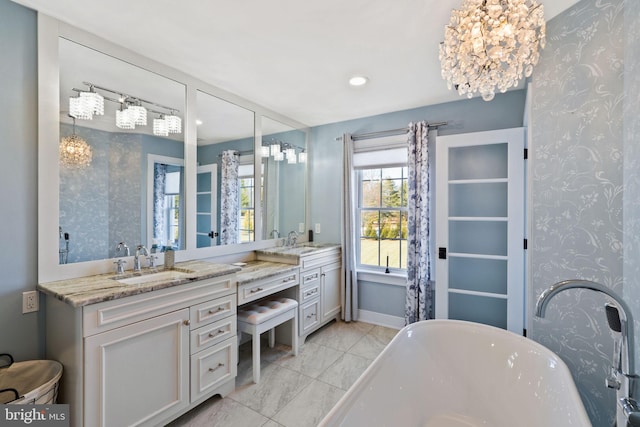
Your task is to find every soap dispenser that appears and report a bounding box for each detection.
[164,242,175,269]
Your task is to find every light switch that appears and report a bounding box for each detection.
[298,223,305,233]
[315,223,321,234]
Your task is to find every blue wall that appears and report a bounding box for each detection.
[308,90,527,320]
[0,0,40,360]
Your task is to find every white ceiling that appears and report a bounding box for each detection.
[14,0,580,128]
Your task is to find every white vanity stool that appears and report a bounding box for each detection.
[237,297,299,384]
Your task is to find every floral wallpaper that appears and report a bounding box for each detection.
[529,0,627,425]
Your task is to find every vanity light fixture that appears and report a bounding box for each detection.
[349,75,369,87]
[70,82,182,135]
[60,117,92,168]
[260,146,271,157]
[439,0,546,101]
[286,148,297,164]
[270,143,281,156]
[273,151,284,162]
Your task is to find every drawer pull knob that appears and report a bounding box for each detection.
[282,276,295,283]
[306,313,315,319]
[208,329,226,338]
[183,320,191,326]
[250,287,264,294]
[208,363,225,373]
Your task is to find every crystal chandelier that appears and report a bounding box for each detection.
[60,118,92,168]
[439,0,546,101]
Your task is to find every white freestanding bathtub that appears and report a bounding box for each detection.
[320,319,591,427]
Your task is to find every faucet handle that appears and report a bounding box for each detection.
[114,259,127,275]
[147,255,158,269]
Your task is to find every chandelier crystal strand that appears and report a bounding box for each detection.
[439,0,546,101]
[165,114,182,134]
[60,118,92,168]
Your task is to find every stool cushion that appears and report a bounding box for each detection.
[238,297,298,325]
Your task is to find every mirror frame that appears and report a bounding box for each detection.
[38,14,310,282]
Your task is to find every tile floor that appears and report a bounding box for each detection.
[167,319,399,427]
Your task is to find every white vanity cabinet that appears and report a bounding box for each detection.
[298,247,342,342]
[45,274,237,427]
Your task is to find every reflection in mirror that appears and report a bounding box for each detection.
[261,117,307,241]
[196,90,255,246]
[58,38,185,264]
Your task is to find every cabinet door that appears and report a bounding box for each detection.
[435,128,525,334]
[85,309,190,427]
[321,262,342,322]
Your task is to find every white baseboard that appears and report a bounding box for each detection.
[357,309,404,330]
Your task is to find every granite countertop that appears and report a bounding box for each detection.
[37,260,240,308]
[256,242,341,259]
[234,260,300,285]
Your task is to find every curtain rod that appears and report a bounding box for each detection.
[334,121,448,141]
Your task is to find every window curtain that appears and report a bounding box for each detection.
[405,121,433,324]
[220,150,239,245]
[341,133,358,322]
[153,163,167,244]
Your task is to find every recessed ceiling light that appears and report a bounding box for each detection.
[196,119,203,125]
[349,76,369,87]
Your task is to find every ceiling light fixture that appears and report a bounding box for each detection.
[60,117,92,168]
[349,76,368,87]
[439,0,546,101]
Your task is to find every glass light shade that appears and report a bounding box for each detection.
[298,152,307,163]
[60,134,92,168]
[260,146,270,157]
[270,143,281,156]
[116,109,135,129]
[153,117,169,136]
[80,91,104,116]
[273,151,284,162]
[126,105,147,126]
[165,115,182,134]
[286,148,297,164]
[69,96,93,120]
[439,0,546,101]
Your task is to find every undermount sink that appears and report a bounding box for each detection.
[113,268,195,285]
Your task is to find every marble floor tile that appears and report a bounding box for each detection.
[166,396,269,427]
[260,421,284,427]
[229,363,313,418]
[272,380,345,427]
[273,342,344,378]
[306,319,374,352]
[317,352,372,391]
[370,324,401,342]
[347,332,392,360]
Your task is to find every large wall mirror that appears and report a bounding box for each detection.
[58,37,186,264]
[262,117,307,240]
[196,90,255,247]
[38,15,309,282]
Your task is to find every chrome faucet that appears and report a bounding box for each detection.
[271,229,280,239]
[535,279,638,425]
[115,242,130,257]
[286,231,298,247]
[134,245,149,271]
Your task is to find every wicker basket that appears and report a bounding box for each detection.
[0,354,63,405]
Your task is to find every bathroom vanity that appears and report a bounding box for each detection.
[39,261,240,427]
[38,244,341,427]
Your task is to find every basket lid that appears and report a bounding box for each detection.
[0,360,63,404]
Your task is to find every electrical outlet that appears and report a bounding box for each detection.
[22,291,39,314]
[315,223,321,234]
[298,223,305,233]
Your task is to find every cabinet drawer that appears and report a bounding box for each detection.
[190,337,237,403]
[301,268,320,287]
[300,251,341,271]
[190,294,236,329]
[238,271,299,305]
[300,299,320,335]
[190,316,237,354]
[300,284,320,303]
[83,276,235,337]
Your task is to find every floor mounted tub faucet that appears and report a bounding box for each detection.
[535,279,639,426]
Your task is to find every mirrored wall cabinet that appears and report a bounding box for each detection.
[38,15,310,282]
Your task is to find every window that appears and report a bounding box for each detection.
[358,166,408,270]
[238,162,255,243]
